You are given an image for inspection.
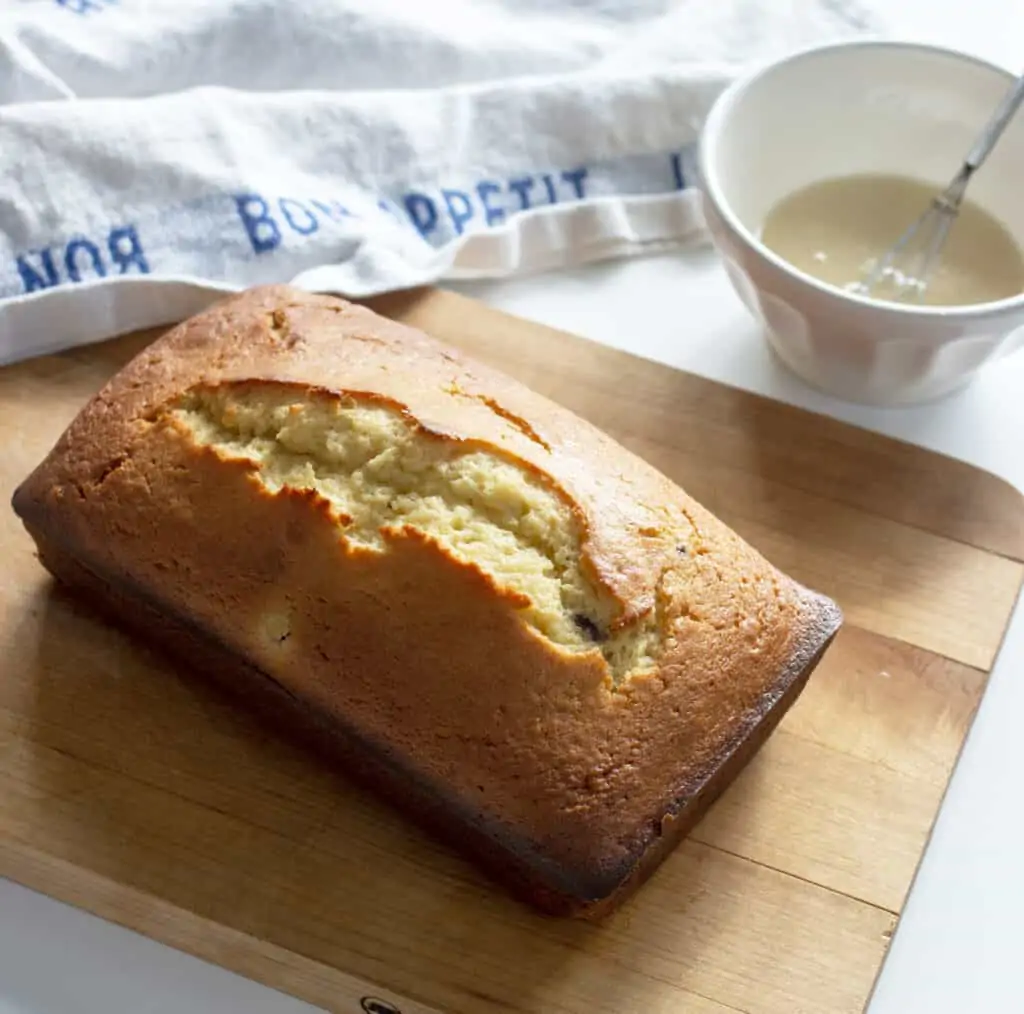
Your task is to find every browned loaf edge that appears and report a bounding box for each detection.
[11,285,842,917]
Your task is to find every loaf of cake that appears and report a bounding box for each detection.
[12,285,841,916]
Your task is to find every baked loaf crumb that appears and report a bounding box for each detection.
[12,285,841,916]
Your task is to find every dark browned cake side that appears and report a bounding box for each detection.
[12,285,842,916]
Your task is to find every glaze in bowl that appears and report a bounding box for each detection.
[698,41,1024,405]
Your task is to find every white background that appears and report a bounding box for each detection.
[4,3,1024,1013]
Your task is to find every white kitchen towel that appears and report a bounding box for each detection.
[0,0,885,363]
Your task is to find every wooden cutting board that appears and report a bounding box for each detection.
[1,288,1022,1014]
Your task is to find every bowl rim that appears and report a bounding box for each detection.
[697,38,1024,320]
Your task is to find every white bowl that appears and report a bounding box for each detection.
[697,41,1024,406]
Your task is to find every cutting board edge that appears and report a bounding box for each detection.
[0,836,443,1014]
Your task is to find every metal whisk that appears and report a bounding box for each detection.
[855,70,1024,303]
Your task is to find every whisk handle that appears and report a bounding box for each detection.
[964,71,1024,170]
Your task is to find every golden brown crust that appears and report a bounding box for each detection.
[11,285,842,915]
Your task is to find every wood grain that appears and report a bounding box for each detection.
[0,288,1021,1014]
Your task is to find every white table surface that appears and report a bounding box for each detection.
[4,9,1024,1013]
